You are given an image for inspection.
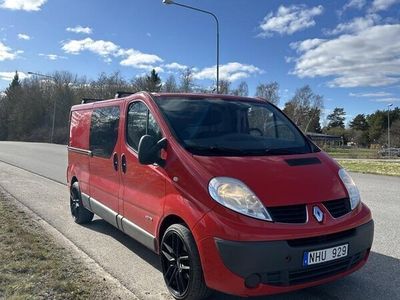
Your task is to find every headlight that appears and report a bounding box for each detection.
[338,169,361,210]
[208,177,272,221]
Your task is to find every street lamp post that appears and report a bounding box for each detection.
[162,0,220,93]
[388,103,393,158]
[28,72,57,144]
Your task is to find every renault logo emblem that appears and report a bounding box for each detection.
[313,206,324,223]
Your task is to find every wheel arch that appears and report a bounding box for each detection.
[157,214,188,251]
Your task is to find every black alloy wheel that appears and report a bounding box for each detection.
[161,224,210,300]
[70,182,94,224]
[70,187,80,219]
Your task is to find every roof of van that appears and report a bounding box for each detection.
[72,92,269,110]
[152,92,269,103]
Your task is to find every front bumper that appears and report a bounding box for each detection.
[216,220,373,287]
[195,218,373,297]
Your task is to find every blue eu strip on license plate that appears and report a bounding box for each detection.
[303,244,349,267]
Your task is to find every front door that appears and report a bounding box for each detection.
[121,100,166,238]
[89,104,122,227]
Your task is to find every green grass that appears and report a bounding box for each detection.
[0,191,116,300]
[336,159,400,177]
[325,148,379,159]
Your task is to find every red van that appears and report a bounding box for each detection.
[67,92,373,300]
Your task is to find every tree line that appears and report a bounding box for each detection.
[0,69,398,147]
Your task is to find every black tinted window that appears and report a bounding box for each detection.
[155,97,309,156]
[127,102,162,150]
[90,106,120,158]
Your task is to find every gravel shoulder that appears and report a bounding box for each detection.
[0,188,136,300]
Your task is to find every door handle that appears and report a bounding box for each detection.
[113,153,118,171]
[121,154,127,173]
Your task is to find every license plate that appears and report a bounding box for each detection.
[303,244,348,266]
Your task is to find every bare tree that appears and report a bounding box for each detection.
[218,80,231,94]
[283,85,324,132]
[231,81,248,96]
[255,81,280,105]
[179,68,194,93]
[163,74,178,92]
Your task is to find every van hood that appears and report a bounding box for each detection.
[193,152,347,207]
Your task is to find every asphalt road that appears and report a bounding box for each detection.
[0,141,399,299]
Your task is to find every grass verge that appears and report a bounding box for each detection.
[336,159,400,177]
[325,148,379,159]
[0,191,122,300]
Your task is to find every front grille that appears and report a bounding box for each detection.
[324,198,351,218]
[287,228,356,247]
[268,205,307,224]
[261,251,365,286]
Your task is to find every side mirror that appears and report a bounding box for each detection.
[138,135,167,167]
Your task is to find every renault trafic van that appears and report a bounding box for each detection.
[67,92,373,300]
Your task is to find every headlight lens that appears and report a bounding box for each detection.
[208,177,272,221]
[338,169,361,210]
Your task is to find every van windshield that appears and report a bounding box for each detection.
[155,97,312,156]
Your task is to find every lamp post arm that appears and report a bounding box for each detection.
[28,72,56,81]
[171,2,220,93]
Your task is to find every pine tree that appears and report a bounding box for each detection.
[146,69,162,92]
[2,71,22,139]
[327,108,346,129]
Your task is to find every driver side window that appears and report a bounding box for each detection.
[126,101,162,151]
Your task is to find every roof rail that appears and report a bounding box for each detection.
[115,91,135,98]
[81,98,107,104]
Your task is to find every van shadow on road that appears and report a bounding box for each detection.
[82,218,162,271]
[82,219,399,299]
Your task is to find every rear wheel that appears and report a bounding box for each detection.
[161,224,211,300]
[70,182,94,224]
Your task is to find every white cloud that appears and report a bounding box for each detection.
[39,53,67,60]
[0,71,28,81]
[119,49,163,69]
[62,38,119,56]
[371,0,400,11]
[373,97,400,102]
[66,26,93,35]
[17,33,31,40]
[193,62,263,82]
[325,14,379,35]
[0,42,19,61]
[343,0,367,10]
[164,62,187,70]
[291,24,400,87]
[0,0,47,11]
[259,5,323,37]
[290,38,326,52]
[62,38,163,70]
[350,92,392,97]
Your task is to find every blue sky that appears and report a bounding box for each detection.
[0,0,399,123]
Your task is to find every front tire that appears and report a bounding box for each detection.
[161,224,211,300]
[70,182,94,224]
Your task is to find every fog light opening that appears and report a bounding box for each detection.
[245,273,261,289]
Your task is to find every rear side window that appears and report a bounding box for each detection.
[127,102,162,151]
[90,106,120,158]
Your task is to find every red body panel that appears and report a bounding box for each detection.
[67,92,373,297]
[68,109,92,194]
[120,97,166,236]
[88,101,123,214]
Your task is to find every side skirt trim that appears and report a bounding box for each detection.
[90,197,118,228]
[121,217,156,251]
[80,194,156,252]
[81,192,91,211]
